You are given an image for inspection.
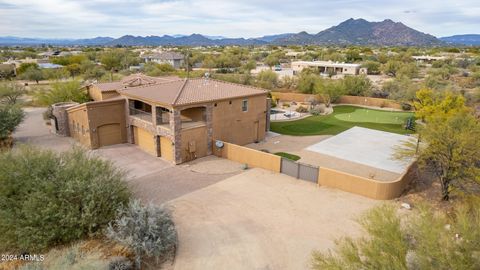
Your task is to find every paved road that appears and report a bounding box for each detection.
[14,107,76,152]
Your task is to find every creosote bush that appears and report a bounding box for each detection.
[107,200,177,270]
[0,146,131,252]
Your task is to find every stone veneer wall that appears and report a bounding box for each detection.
[205,105,213,155]
[51,102,79,136]
[171,109,182,164]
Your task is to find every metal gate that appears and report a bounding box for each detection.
[280,158,319,183]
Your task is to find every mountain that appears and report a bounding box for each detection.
[256,33,295,42]
[0,36,114,46]
[272,18,441,46]
[105,34,266,46]
[72,37,114,45]
[0,19,443,46]
[440,34,480,45]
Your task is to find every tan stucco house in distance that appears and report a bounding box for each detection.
[292,60,368,76]
[63,74,270,164]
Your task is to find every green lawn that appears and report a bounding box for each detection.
[274,152,301,161]
[270,105,414,136]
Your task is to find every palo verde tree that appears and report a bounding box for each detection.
[34,80,89,106]
[100,50,123,82]
[415,111,480,200]
[396,89,480,200]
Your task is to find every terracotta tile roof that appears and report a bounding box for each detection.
[95,81,122,92]
[119,77,267,106]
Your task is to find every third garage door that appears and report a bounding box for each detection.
[133,126,157,156]
[98,123,122,147]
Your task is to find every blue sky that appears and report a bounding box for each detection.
[0,0,479,38]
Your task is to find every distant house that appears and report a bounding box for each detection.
[292,61,367,76]
[412,55,446,64]
[142,52,184,69]
[38,51,61,58]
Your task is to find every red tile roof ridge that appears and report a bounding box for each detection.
[173,78,189,105]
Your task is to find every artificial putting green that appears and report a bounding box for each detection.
[270,105,414,136]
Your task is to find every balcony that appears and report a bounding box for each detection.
[129,107,153,123]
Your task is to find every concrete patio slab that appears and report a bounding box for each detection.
[306,126,414,174]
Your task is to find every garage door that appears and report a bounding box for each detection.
[134,126,157,156]
[160,136,173,161]
[98,123,122,147]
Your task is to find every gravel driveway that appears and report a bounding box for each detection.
[169,168,379,270]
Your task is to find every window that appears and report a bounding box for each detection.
[229,100,232,105]
[242,99,248,112]
[214,103,217,107]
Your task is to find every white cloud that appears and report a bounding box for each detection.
[0,0,478,38]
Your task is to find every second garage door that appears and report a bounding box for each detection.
[134,126,157,156]
[98,123,123,147]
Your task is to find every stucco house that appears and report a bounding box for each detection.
[64,74,270,164]
[292,60,367,76]
[142,52,185,69]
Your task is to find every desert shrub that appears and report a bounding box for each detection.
[296,106,308,113]
[312,199,480,270]
[270,98,277,108]
[42,106,53,121]
[343,75,372,96]
[33,80,89,106]
[256,70,278,89]
[107,200,177,270]
[0,146,131,252]
[282,102,290,108]
[0,105,24,141]
[108,256,133,270]
[310,104,326,115]
[401,102,413,111]
[0,82,26,105]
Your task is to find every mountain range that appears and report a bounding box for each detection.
[0,18,475,47]
[439,34,480,46]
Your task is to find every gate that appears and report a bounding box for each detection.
[280,158,319,183]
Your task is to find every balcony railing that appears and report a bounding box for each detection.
[129,107,153,123]
[130,107,171,126]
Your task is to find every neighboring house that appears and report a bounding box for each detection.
[66,74,270,164]
[412,55,446,64]
[142,52,184,69]
[292,61,367,76]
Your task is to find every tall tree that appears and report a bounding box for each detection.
[315,79,345,106]
[100,51,122,82]
[416,111,480,200]
[396,90,480,201]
